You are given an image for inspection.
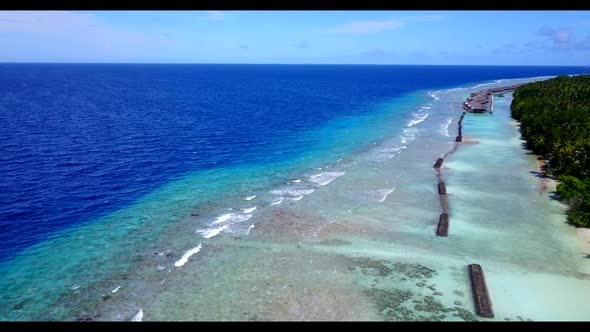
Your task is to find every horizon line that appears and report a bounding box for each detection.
[0,62,588,67]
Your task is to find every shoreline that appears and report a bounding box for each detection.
[510,97,590,259]
[532,147,590,257]
[510,84,590,260]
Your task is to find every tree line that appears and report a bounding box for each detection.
[511,75,590,227]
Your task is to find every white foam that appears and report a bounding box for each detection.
[131,309,143,322]
[407,113,429,127]
[271,187,315,197]
[428,91,440,101]
[401,128,416,144]
[241,213,254,221]
[292,179,301,183]
[290,195,304,201]
[390,146,405,153]
[379,146,404,154]
[173,243,202,267]
[211,213,256,225]
[225,213,252,225]
[365,145,405,162]
[245,224,255,235]
[472,82,495,89]
[271,197,284,205]
[111,286,121,294]
[366,153,394,162]
[244,195,256,201]
[403,127,417,134]
[212,213,233,225]
[295,188,314,195]
[198,225,229,238]
[198,212,253,239]
[377,188,396,203]
[242,206,257,213]
[309,171,346,186]
[441,118,452,137]
[445,87,466,92]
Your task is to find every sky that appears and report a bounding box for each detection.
[0,10,589,65]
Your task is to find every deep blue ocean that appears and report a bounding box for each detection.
[0,64,585,263]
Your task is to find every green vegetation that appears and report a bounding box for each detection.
[511,75,590,227]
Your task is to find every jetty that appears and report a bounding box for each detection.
[462,83,526,113]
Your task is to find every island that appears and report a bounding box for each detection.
[512,75,590,228]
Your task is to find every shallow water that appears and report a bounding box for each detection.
[445,92,590,321]
[2,74,590,321]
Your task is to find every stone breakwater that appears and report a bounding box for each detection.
[430,107,497,319]
[431,83,525,316]
[433,112,464,237]
[462,83,527,113]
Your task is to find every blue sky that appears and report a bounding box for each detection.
[0,10,589,65]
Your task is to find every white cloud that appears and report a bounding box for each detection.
[199,11,225,20]
[538,26,571,47]
[318,20,403,34]
[536,26,590,51]
[0,11,175,61]
[0,11,96,33]
[314,15,444,35]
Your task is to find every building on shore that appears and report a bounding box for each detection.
[463,83,526,113]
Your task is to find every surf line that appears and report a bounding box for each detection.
[432,111,465,237]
